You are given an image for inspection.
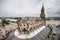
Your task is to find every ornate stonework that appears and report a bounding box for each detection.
[17,5,46,34]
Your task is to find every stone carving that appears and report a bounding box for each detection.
[17,5,46,34]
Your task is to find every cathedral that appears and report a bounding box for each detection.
[17,4,46,34]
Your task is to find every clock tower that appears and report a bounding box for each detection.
[40,4,46,26]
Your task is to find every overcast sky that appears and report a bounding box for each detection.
[0,0,60,17]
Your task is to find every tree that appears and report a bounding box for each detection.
[2,19,10,26]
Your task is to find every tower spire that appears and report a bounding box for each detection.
[41,3,44,11]
[40,3,45,18]
[40,3,46,26]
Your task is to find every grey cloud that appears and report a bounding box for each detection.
[0,0,60,17]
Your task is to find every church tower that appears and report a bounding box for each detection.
[40,4,46,26]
